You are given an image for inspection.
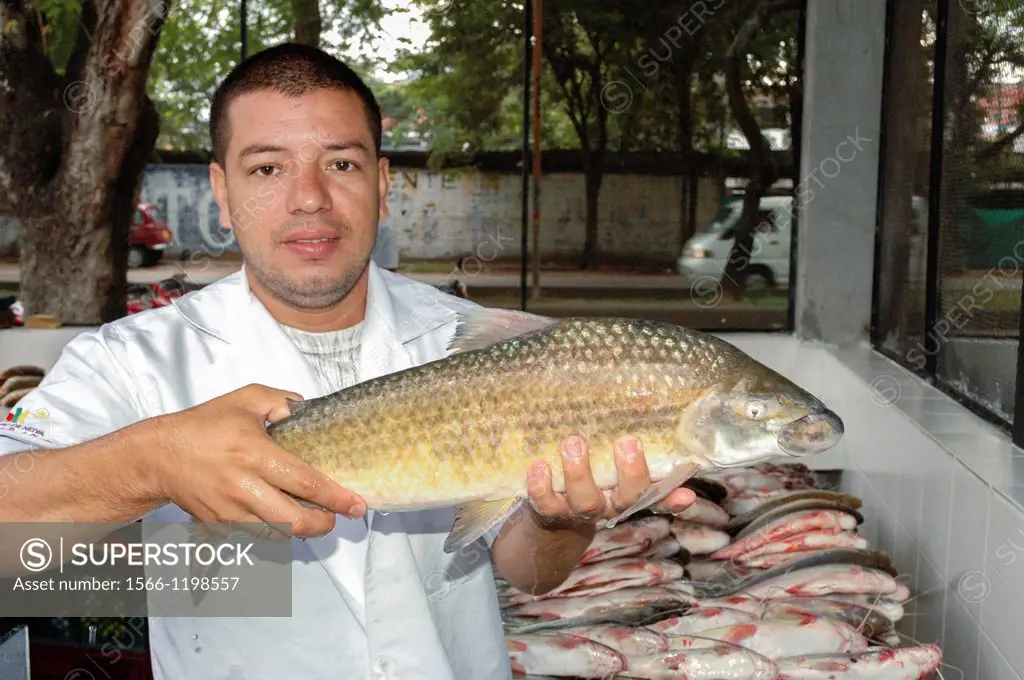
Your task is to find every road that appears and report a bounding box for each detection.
[1,259,1016,294]
[0,259,794,328]
[1,258,1014,331]
[0,259,704,291]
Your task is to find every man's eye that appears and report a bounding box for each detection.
[254,165,278,177]
[330,160,355,172]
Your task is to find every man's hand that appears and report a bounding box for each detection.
[526,434,697,526]
[490,434,697,596]
[146,383,366,539]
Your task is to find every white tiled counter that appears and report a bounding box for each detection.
[723,332,1024,680]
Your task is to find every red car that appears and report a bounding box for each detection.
[129,202,173,268]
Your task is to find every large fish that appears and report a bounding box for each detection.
[266,308,844,552]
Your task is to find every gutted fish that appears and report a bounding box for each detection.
[712,511,861,560]
[579,516,672,565]
[726,492,863,536]
[761,598,894,640]
[668,616,870,659]
[774,644,942,679]
[506,586,697,625]
[506,632,625,677]
[646,607,759,636]
[732,530,869,560]
[503,557,689,605]
[619,642,779,679]
[737,564,911,603]
[558,624,670,657]
[676,496,731,528]
[670,521,732,556]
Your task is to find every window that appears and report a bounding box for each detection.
[873,0,1023,439]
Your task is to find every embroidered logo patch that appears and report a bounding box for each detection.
[1,407,51,440]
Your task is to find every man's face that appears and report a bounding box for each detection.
[210,87,389,310]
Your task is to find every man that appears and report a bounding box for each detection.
[0,43,694,679]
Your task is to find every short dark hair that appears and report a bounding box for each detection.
[209,42,383,166]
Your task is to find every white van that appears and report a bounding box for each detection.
[677,195,794,290]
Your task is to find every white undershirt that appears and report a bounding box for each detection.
[280,322,370,612]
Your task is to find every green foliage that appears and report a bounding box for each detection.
[39,0,79,73]
[146,0,386,152]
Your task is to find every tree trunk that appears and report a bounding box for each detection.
[876,0,926,351]
[674,57,697,245]
[291,0,322,47]
[719,0,793,299]
[0,0,167,324]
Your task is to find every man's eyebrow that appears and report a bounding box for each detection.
[237,140,371,159]
[238,143,284,158]
[322,140,371,154]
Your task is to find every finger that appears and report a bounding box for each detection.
[190,511,292,542]
[610,435,651,512]
[526,460,570,518]
[233,479,339,538]
[652,487,698,515]
[237,384,304,422]
[559,436,607,521]
[257,442,367,519]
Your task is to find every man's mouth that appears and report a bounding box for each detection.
[282,234,341,259]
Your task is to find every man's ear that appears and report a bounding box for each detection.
[209,162,232,230]
[377,155,390,223]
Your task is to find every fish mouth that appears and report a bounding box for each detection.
[777,410,844,456]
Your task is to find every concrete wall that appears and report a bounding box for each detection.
[0,164,723,267]
[793,0,887,345]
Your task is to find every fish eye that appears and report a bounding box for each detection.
[745,400,766,420]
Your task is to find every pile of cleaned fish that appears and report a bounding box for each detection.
[0,364,45,409]
[496,462,943,679]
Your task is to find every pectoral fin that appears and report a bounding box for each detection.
[605,461,702,529]
[444,497,524,553]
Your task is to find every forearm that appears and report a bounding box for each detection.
[491,505,598,596]
[0,421,168,573]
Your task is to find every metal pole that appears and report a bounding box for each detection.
[520,0,532,311]
[241,0,249,62]
[1014,273,1024,446]
[530,0,543,301]
[923,0,949,377]
[787,0,807,333]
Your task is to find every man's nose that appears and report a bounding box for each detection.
[285,163,332,214]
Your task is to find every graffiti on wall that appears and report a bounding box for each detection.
[1,164,721,264]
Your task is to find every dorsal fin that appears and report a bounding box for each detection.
[447,307,558,353]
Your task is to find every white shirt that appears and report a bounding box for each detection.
[0,263,513,680]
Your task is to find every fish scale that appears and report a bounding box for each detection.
[265,307,844,552]
[272,318,708,501]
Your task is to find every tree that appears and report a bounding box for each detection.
[0,0,169,323]
[714,0,799,299]
[876,0,931,353]
[149,0,387,152]
[291,0,321,46]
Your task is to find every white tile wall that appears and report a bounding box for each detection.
[721,334,1024,680]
